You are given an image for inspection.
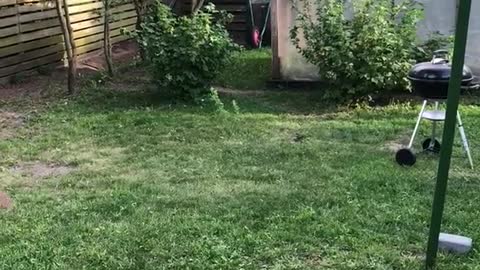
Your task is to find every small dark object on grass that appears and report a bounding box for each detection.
[396,148,416,166]
[292,133,307,143]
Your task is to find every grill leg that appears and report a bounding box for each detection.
[457,112,474,169]
[408,100,428,149]
[429,101,439,149]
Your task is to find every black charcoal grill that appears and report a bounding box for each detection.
[408,50,474,99]
[395,50,476,168]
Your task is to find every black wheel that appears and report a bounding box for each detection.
[396,148,416,166]
[422,138,441,153]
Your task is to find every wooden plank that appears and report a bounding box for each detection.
[0,43,64,68]
[0,51,63,78]
[74,24,134,47]
[69,9,101,22]
[20,18,59,32]
[2,16,134,53]
[71,9,135,30]
[0,35,63,58]
[72,17,102,31]
[69,2,103,14]
[19,9,57,23]
[17,0,98,4]
[0,0,16,8]
[0,6,17,18]
[19,6,134,32]
[0,26,62,48]
[73,18,136,39]
[18,2,55,13]
[0,25,19,38]
[0,16,17,28]
[76,33,130,56]
[111,10,136,21]
[17,0,113,14]
[112,4,135,14]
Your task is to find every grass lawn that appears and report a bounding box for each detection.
[1,50,480,269]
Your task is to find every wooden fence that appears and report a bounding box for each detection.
[0,0,137,79]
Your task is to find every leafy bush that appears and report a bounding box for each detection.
[133,1,239,100]
[414,32,454,63]
[291,0,423,100]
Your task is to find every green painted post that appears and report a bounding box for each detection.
[425,0,472,268]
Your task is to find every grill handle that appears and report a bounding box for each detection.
[432,49,450,64]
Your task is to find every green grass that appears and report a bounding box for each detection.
[1,52,480,269]
[216,49,272,90]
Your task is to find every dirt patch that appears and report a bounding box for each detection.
[0,40,138,101]
[0,191,13,210]
[384,134,411,152]
[11,162,75,179]
[77,41,139,76]
[0,111,25,139]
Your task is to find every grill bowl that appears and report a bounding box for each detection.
[408,76,473,99]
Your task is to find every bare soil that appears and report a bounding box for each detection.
[0,191,13,209]
[0,111,25,139]
[385,134,411,152]
[0,41,138,101]
[11,162,75,179]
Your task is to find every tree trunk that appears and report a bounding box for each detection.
[55,0,75,95]
[104,1,114,76]
[191,0,204,14]
[63,0,77,94]
[133,0,147,61]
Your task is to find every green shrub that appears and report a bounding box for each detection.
[414,32,454,63]
[133,1,239,100]
[291,0,423,100]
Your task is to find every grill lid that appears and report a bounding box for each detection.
[408,50,473,82]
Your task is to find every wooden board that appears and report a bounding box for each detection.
[0,43,64,69]
[0,52,64,78]
[0,35,63,58]
[0,0,16,8]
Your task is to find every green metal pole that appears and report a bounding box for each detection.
[425,0,472,268]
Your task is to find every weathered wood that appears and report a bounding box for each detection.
[19,9,57,23]
[0,35,63,58]
[0,43,64,69]
[270,0,280,80]
[76,33,130,56]
[21,18,59,32]
[1,26,62,48]
[74,24,134,47]
[18,2,56,14]
[0,16,17,28]
[73,18,135,39]
[0,0,16,8]
[0,25,19,38]
[0,6,17,18]
[17,0,96,5]
[0,52,64,78]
